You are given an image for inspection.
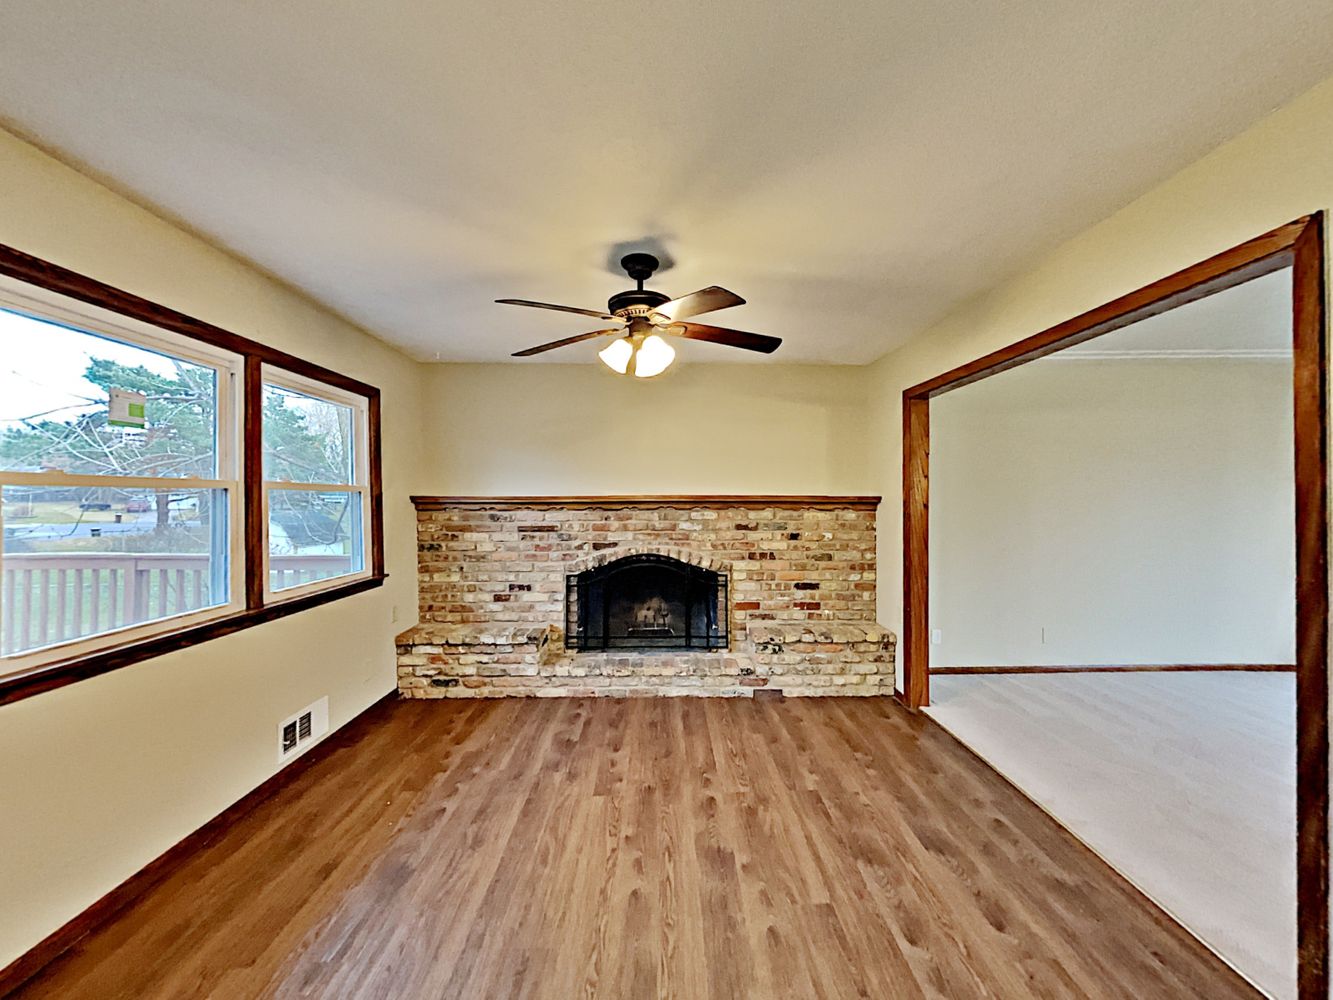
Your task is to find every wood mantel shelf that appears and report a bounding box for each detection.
[410,495,882,511]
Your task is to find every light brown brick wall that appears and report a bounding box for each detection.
[400,500,894,698]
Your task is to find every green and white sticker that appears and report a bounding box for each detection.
[108,387,147,428]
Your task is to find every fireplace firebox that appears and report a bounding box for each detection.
[566,554,728,651]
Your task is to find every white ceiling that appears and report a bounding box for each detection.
[1,3,1331,365]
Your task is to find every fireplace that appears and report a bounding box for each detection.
[566,553,728,651]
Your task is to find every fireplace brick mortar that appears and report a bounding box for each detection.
[398,500,895,698]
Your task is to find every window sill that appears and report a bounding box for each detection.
[0,574,387,707]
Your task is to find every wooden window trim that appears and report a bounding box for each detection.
[899,214,1327,998]
[0,241,386,707]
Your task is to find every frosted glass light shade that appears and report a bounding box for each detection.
[632,334,675,378]
[597,333,676,378]
[598,336,634,374]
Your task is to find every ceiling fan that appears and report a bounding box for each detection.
[498,253,781,378]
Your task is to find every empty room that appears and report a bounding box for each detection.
[1,4,1331,1000]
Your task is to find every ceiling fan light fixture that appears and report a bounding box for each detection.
[598,332,677,378]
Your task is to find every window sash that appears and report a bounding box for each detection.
[0,285,246,666]
[259,364,371,602]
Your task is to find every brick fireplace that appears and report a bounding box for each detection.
[395,495,896,698]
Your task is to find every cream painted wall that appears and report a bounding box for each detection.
[0,129,424,969]
[869,74,1333,642]
[929,357,1295,666]
[419,362,874,496]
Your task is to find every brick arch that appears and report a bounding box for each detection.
[567,544,728,576]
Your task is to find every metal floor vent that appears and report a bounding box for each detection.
[278,697,329,762]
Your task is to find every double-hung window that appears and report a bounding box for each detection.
[262,368,370,597]
[0,284,243,662]
[0,244,383,697]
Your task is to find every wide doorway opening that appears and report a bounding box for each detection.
[901,217,1326,1000]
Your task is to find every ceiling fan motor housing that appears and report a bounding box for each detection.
[608,288,670,317]
[609,252,670,316]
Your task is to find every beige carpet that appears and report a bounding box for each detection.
[926,671,1295,1000]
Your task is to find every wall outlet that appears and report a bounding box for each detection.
[391,604,401,624]
[278,696,329,762]
[931,628,942,645]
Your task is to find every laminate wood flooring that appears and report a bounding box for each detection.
[928,672,1295,999]
[13,696,1259,999]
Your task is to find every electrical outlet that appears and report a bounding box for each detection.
[391,604,400,624]
[931,628,942,645]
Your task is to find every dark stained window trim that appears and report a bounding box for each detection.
[0,576,386,707]
[0,241,386,706]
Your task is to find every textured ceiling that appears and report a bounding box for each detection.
[1,2,1331,364]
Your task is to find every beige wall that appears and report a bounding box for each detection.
[930,357,1295,666]
[0,129,424,969]
[869,74,1333,641]
[419,362,874,496]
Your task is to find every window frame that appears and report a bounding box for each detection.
[0,243,384,706]
[260,365,372,602]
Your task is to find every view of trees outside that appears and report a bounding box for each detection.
[1,310,365,654]
[0,310,354,560]
[262,384,359,582]
[2,313,220,556]
[262,384,353,484]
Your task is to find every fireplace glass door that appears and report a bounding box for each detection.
[567,554,728,651]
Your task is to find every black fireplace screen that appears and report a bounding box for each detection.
[566,554,728,651]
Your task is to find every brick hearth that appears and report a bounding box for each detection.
[396,496,896,698]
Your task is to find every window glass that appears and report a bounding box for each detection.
[0,308,218,478]
[267,489,362,591]
[262,383,353,484]
[1,486,227,656]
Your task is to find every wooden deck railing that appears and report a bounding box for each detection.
[1,552,353,655]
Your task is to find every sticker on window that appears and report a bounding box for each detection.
[108,387,147,428]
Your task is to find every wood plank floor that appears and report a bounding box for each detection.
[13,697,1258,999]
[928,672,1295,999]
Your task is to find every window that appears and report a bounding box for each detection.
[1,299,242,661]
[262,369,369,596]
[0,248,382,697]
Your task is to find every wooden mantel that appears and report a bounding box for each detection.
[409,495,882,511]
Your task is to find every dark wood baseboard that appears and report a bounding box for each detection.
[931,664,1296,675]
[0,690,399,1000]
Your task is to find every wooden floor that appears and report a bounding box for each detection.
[14,697,1258,999]
[928,672,1295,999]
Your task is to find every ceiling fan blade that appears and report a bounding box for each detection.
[652,286,745,322]
[496,298,621,322]
[670,322,782,354]
[511,328,621,357]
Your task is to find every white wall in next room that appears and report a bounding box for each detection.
[928,355,1295,667]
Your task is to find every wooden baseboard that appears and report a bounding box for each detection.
[0,691,399,1000]
[930,664,1296,675]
